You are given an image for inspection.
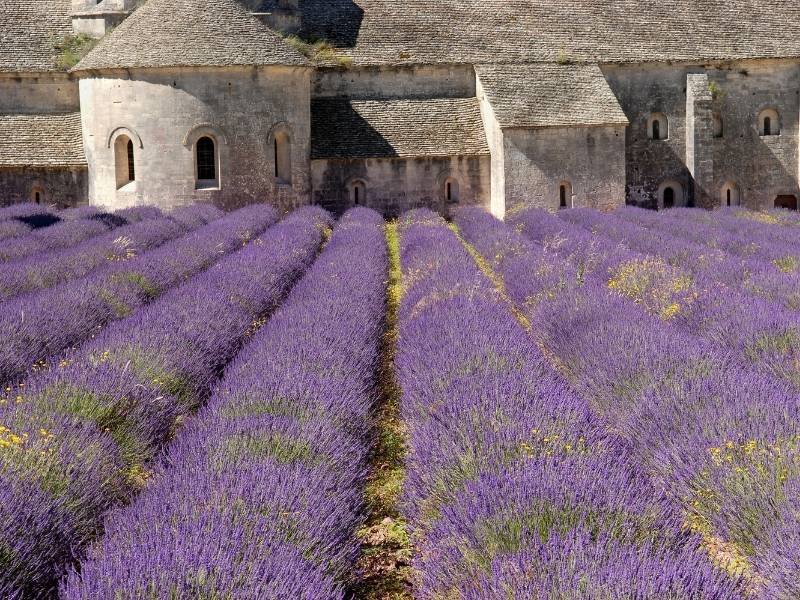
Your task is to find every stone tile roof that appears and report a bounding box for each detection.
[311,97,489,160]
[476,63,629,128]
[73,0,308,72]
[0,0,73,73]
[300,0,800,66]
[0,113,86,167]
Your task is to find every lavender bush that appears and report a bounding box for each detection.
[62,207,386,599]
[396,209,738,597]
[0,206,332,597]
[460,205,800,596]
[0,204,277,386]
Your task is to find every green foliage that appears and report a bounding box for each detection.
[53,34,99,70]
[708,81,726,100]
[220,433,320,467]
[284,35,353,68]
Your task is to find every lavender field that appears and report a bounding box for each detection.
[2,201,800,598]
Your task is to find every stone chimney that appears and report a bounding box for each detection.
[71,0,137,38]
[248,0,302,35]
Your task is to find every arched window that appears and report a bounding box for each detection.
[720,182,740,207]
[658,181,683,209]
[114,134,135,189]
[196,136,217,186]
[759,109,780,136]
[559,181,572,209]
[445,178,460,204]
[31,187,44,204]
[274,132,292,184]
[350,180,366,206]
[648,113,668,140]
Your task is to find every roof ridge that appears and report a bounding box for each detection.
[72,0,308,72]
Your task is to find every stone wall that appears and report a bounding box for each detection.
[0,167,88,207]
[78,65,311,212]
[313,64,475,100]
[502,125,627,212]
[476,74,506,218]
[603,60,800,210]
[310,155,490,217]
[0,74,78,114]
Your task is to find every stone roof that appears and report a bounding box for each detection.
[73,0,308,72]
[300,0,800,66]
[476,63,629,128]
[0,0,73,73]
[311,97,489,160]
[0,113,86,168]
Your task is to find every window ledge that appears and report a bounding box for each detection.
[117,181,137,192]
[196,180,220,191]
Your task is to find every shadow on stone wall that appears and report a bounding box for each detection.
[300,0,364,48]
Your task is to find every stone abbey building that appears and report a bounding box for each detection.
[3,0,800,216]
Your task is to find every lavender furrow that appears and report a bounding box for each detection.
[460,206,800,596]
[61,207,386,599]
[396,209,736,597]
[0,204,276,388]
[0,205,332,598]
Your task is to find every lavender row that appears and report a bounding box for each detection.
[62,207,386,599]
[0,202,52,222]
[395,209,735,597]
[0,204,275,387]
[614,205,800,287]
[460,206,798,597]
[0,213,137,264]
[0,203,223,301]
[0,206,162,243]
[0,206,331,598]
[557,207,800,391]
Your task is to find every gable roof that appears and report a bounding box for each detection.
[0,0,73,73]
[0,113,86,167]
[311,97,489,160]
[300,0,800,66]
[73,0,308,72]
[476,63,629,129]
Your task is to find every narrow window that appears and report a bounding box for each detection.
[560,185,567,208]
[274,132,292,184]
[274,139,279,178]
[764,116,772,136]
[727,189,731,206]
[350,181,366,206]
[444,178,460,204]
[34,191,41,204]
[114,134,135,189]
[196,136,216,181]
[127,139,135,181]
[652,120,660,140]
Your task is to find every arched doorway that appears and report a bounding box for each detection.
[775,195,798,210]
[720,183,741,207]
[663,187,675,208]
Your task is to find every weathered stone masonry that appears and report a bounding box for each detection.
[4,0,800,215]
